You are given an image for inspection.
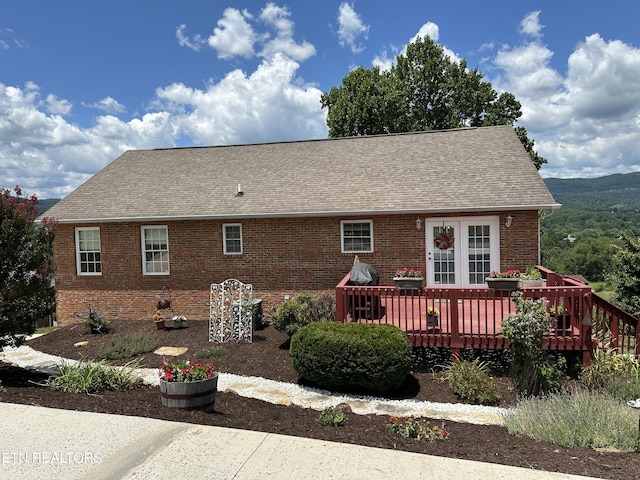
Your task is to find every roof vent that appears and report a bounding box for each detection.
[236,183,244,197]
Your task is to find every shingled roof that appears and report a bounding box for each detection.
[44,125,559,223]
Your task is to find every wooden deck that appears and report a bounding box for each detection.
[335,267,639,364]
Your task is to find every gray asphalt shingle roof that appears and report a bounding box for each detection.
[44,125,559,223]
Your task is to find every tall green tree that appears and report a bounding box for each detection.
[321,35,546,169]
[0,186,56,347]
[608,232,640,317]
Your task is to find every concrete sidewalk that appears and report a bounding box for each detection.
[0,403,598,480]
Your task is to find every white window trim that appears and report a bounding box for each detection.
[223,223,243,255]
[341,220,374,253]
[141,225,170,275]
[75,227,102,276]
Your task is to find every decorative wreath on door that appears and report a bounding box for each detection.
[434,232,454,250]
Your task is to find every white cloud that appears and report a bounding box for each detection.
[0,50,328,198]
[519,11,544,39]
[337,2,369,54]
[259,3,316,61]
[44,94,72,115]
[491,13,640,178]
[82,97,126,115]
[176,24,206,52]
[154,53,326,145]
[207,7,256,59]
[184,4,316,62]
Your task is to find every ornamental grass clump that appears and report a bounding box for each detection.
[501,292,566,396]
[445,357,501,405]
[504,388,639,452]
[46,359,141,393]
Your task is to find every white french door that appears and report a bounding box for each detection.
[425,217,500,287]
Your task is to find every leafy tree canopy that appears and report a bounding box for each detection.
[321,35,547,169]
[608,231,640,317]
[0,186,56,347]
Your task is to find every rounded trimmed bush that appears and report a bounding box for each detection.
[290,322,411,393]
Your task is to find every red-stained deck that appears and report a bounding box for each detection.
[335,267,639,364]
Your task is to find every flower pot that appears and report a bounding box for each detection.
[520,279,546,288]
[485,278,520,291]
[393,277,423,290]
[154,319,165,330]
[159,374,218,412]
[427,314,439,327]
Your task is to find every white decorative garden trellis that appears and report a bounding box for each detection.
[209,279,253,343]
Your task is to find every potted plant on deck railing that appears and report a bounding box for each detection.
[158,359,218,412]
[427,306,439,327]
[393,268,424,290]
[520,266,546,288]
[485,270,521,291]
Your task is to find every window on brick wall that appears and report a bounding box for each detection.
[141,226,169,274]
[223,223,242,254]
[75,227,102,276]
[341,220,373,253]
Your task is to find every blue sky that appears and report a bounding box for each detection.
[2,1,640,198]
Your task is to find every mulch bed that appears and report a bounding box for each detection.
[1,319,638,479]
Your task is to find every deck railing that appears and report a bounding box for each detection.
[335,266,638,363]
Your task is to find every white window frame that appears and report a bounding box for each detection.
[223,223,243,255]
[341,220,374,253]
[141,225,170,275]
[75,227,102,276]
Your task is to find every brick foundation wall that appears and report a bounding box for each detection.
[53,211,539,325]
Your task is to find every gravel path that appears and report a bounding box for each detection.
[0,344,509,426]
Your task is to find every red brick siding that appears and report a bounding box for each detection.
[53,211,539,325]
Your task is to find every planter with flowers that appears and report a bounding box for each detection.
[159,359,218,412]
[427,306,439,327]
[171,315,187,329]
[485,270,521,291]
[393,268,424,290]
[152,310,165,330]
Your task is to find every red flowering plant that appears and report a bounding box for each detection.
[487,269,521,279]
[159,359,216,382]
[394,268,424,278]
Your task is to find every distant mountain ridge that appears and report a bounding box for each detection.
[544,172,640,211]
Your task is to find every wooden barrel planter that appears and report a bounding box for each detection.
[159,374,218,412]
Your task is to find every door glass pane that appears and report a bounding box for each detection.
[433,225,455,285]
[468,224,491,284]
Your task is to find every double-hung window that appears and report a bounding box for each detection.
[223,223,242,254]
[141,226,169,274]
[341,220,373,253]
[75,227,102,275]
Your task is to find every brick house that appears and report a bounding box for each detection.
[42,126,559,325]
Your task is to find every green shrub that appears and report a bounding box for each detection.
[581,349,640,390]
[504,389,639,452]
[316,407,347,426]
[386,416,450,442]
[271,293,334,337]
[98,334,158,360]
[290,322,411,393]
[501,293,565,396]
[46,360,141,393]
[77,305,111,334]
[605,378,640,401]
[193,346,228,360]
[445,357,501,405]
